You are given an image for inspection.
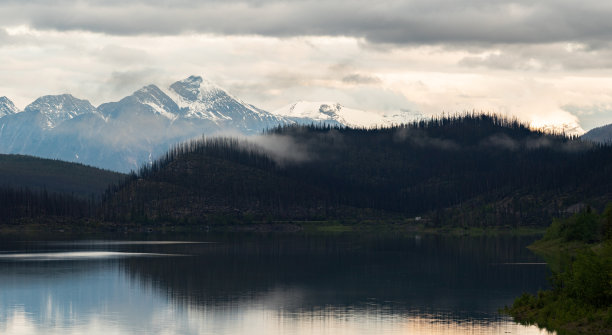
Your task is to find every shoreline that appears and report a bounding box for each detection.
[0,219,546,236]
[506,237,612,335]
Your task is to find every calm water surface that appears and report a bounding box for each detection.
[0,233,554,334]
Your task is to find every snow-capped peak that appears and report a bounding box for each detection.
[281,101,343,119]
[167,75,269,122]
[272,101,388,128]
[131,84,183,120]
[0,96,19,118]
[23,94,96,128]
[169,75,224,103]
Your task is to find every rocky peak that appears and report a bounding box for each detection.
[0,96,19,118]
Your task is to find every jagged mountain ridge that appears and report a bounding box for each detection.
[0,75,420,172]
[167,75,292,133]
[24,94,97,128]
[0,96,19,118]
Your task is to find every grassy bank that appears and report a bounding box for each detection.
[506,205,612,335]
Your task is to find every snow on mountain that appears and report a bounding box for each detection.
[0,96,19,118]
[272,101,424,128]
[99,84,184,120]
[23,94,96,129]
[272,101,389,128]
[0,94,97,159]
[166,75,292,133]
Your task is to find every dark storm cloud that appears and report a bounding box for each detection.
[2,0,612,46]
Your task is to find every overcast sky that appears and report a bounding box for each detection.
[2,0,612,133]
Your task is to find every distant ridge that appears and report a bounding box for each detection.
[582,123,612,144]
[0,154,125,198]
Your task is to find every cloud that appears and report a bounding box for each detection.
[342,73,381,85]
[94,45,151,65]
[459,43,612,71]
[104,69,164,97]
[562,104,612,131]
[2,3,612,134]
[481,133,519,150]
[480,133,595,152]
[1,1,612,47]
[250,134,312,165]
[524,137,552,150]
[194,133,313,166]
[0,28,8,45]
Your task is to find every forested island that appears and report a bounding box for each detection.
[1,114,611,230]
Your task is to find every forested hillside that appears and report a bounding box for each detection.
[0,154,125,223]
[0,154,125,197]
[102,114,612,226]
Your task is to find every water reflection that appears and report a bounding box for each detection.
[45,240,212,246]
[0,234,554,334]
[0,251,175,261]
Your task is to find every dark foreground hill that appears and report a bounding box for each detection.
[101,115,612,227]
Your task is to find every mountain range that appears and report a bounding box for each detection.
[0,75,419,172]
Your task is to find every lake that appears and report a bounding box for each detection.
[0,232,553,334]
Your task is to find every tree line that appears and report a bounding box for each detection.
[100,113,612,226]
[2,113,610,226]
[0,186,93,223]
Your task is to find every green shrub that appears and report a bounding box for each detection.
[564,210,600,242]
[603,203,612,241]
[565,249,612,307]
[543,208,603,243]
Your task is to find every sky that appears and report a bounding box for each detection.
[1,0,612,133]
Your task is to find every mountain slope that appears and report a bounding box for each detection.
[0,94,96,151]
[24,94,96,129]
[0,96,19,118]
[582,123,612,144]
[0,154,125,198]
[167,75,292,133]
[100,85,185,120]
